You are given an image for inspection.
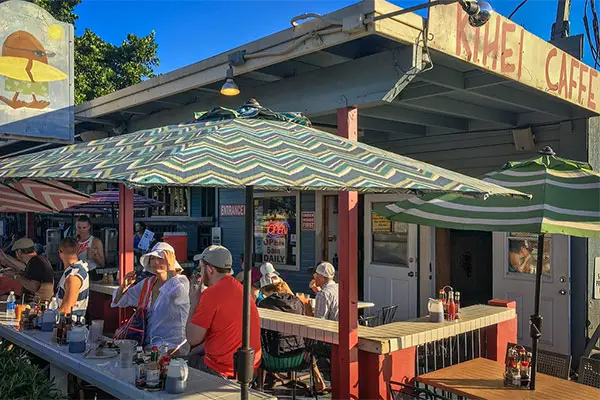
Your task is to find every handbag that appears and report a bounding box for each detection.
[114,276,156,346]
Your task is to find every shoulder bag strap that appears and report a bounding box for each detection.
[136,278,151,309]
[139,276,157,311]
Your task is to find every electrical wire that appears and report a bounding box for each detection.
[508,0,529,20]
[584,0,600,67]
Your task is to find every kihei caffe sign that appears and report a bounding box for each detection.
[428,3,600,113]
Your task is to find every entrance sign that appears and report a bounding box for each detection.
[0,0,74,143]
[428,3,600,113]
[220,204,245,216]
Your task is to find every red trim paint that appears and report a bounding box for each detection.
[118,184,134,325]
[334,107,360,400]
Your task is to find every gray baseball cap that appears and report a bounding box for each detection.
[193,245,233,270]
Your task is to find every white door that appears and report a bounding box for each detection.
[325,195,339,265]
[364,194,418,322]
[492,232,570,354]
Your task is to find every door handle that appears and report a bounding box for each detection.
[408,271,415,277]
[559,289,567,295]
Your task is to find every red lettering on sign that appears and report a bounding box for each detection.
[500,22,516,74]
[557,53,568,97]
[579,64,589,104]
[545,48,558,90]
[455,9,472,61]
[568,58,579,100]
[589,68,598,110]
[517,28,524,80]
[483,15,501,70]
[266,221,288,237]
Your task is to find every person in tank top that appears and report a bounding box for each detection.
[75,216,104,271]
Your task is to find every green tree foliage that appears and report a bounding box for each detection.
[35,0,159,104]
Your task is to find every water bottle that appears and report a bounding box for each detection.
[49,297,59,310]
[7,291,16,318]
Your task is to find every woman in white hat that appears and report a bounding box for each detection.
[111,242,190,355]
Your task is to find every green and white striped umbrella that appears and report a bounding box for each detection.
[374,147,600,238]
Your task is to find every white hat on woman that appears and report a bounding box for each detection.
[140,242,183,272]
[260,262,279,276]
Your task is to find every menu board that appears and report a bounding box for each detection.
[371,214,392,232]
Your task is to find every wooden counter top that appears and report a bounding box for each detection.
[259,304,515,355]
[89,282,119,296]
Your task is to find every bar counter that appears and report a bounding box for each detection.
[0,312,274,400]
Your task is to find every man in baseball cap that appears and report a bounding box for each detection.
[310,261,338,321]
[187,245,262,378]
[0,237,54,303]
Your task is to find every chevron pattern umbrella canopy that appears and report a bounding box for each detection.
[0,179,89,213]
[0,101,527,199]
[374,147,600,238]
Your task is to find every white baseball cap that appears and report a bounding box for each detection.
[260,262,279,276]
[259,272,281,288]
[140,242,183,272]
[314,261,335,278]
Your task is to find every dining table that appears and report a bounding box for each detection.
[416,357,599,399]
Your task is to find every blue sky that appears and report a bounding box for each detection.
[75,0,594,74]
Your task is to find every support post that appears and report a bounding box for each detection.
[486,299,517,362]
[118,184,134,325]
[25,212,35,239]
[335,107,359,399]
[550,0,570,40]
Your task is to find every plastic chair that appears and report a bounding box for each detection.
[506,342,572,380]
[578,357,600,388]
[258,351,315,400]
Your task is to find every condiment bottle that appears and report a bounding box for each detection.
[447,290,456,321]
[56,312,66,344]
[134,346,146,388]
[439,289,447,320]
[145,346,161,389]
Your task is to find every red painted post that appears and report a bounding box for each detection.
[118,184,134,325]
[486,299,517,363]
[335,107,359,399]
[25,212,35,239]
[358,347,416,400]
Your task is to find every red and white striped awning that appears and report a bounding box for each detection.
[0,180,89,213]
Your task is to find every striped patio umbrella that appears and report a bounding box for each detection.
[0,179,89,213]
[0,100,529,396]
[374,147,600,390]
[374,147,600,238]
[0,102,526,198]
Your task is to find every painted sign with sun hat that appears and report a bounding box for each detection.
[0,0,74,143]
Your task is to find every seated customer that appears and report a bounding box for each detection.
[0,238,54,302]
[310,262,338,321]
[186,245,262,378]
[56,238,90,314]
[112,242,190,354]
[258,272,305,357]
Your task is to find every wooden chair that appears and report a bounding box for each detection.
[578,357,600,388]
[506,342,571,380]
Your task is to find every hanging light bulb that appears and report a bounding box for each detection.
[220,65,240,96]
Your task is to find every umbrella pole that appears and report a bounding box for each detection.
[236,185,255,399]
[529,233,545,390]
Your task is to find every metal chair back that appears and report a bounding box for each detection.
[382,304,399,325]
[578,356,600,388]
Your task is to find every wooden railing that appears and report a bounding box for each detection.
[258,299,517,399]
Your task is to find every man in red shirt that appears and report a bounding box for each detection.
[186,245,262,378]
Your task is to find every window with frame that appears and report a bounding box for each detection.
[147,187,190,216]
[507,232,551,276]
[371,202,409,266]
[253,195,298,270]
